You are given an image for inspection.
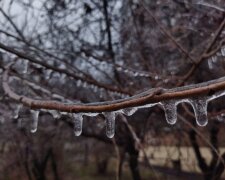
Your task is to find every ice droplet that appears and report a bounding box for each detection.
[73,114,83,136]
[104,112,115,138]
[122,107,138,116]
[161,100,177,125]
[30,110,40,133]
[189,97,208,126]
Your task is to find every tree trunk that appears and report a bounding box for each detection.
[128,149,141,180]
[118,150,125,180]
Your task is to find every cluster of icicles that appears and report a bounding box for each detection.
[14,60,225,138]
[13,91,223,138]
[21,60,130,99]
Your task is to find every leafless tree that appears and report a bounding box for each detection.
[0,0,225,180]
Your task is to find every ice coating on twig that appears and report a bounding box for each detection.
[48,110,61,119]
[122,107,138,116]
[83,112,99,117]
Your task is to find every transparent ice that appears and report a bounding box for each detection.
[73,114,83,136]
[13,104,22,119]
[30,110,40,133]
[104,112,116,138]
[122,107,138,116]
[161,100,177,125]
[48,110,61,119]
[189,97,208,126]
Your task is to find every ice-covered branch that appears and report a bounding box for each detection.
[3,62,225,113]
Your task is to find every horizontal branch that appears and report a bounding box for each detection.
[3,63,225,113]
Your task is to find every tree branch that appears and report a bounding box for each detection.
[3,62,225,113]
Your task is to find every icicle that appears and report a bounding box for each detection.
[83,81,87,88]
[216,52,222,57]
[22,60,28,74]
[30,110,40,133]
[221,46,225,56]
[60,74,66,82]
[122,107,138,116]
[208,59,213,69]
[49,110,61,119]
[212,56,217,63]
[45,69,52,80]
[104,112,116,138]
[116,67,122,72]
[73,114,83,136]
[189,97,208,126]
[93,85,98,93]
[161,100,177,125]
[76,80,82,87]
[133,72,139,77]
[100,88,104,98]
[13,104,22,119]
